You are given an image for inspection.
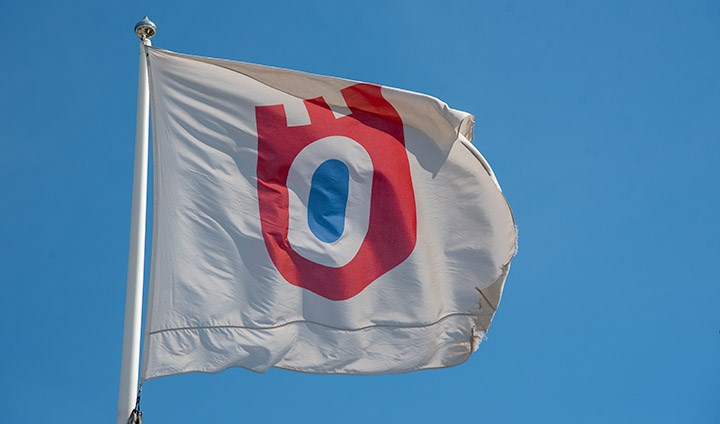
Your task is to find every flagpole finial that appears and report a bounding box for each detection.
[134,16,157,41]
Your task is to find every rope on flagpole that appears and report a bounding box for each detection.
[127,384,143,424]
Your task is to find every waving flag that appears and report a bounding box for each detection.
[140,47,517,379]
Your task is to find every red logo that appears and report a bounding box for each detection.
[256,83,417,300]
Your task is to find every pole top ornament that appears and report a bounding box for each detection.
[134,16,157,40]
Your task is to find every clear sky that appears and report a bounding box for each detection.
[1,0,718,423]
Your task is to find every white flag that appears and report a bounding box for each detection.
[141,47,517,379]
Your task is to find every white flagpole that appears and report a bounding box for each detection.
[117,16,156,424]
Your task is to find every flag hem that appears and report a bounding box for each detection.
[147,312,480,336]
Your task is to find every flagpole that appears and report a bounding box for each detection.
[118,16,156,424]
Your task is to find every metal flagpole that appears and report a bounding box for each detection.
[118,16,156,424]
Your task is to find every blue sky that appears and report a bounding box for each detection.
[1,0,718,423]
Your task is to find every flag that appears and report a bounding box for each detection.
[141,47,517,380]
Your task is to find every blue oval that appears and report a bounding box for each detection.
[308,159,349,243]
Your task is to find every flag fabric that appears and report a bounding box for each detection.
[140,46,517,380]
